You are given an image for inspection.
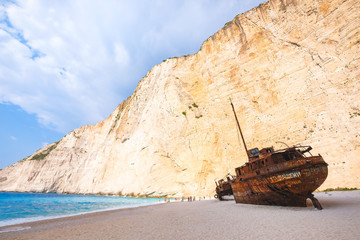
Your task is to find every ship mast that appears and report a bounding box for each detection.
[230,100,251,161]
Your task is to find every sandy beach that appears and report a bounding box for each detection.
[0,190,359,240]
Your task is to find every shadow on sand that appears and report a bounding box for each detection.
[314,191,360,209]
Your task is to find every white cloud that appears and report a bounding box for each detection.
[10,136,17,141]
[0,0,265,133]
[114,43,130,66]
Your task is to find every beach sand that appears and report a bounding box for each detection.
[0,190,359,240]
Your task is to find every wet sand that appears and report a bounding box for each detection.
[1,190,359,240]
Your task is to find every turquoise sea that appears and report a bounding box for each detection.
[0,192,162,227]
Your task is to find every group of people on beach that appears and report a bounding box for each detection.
[186,196,195,202]
[163,196,208,203]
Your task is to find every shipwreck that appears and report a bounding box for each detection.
[216,101,328,209]
[214,173,234,200]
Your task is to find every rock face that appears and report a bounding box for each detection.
[1,0,359,197]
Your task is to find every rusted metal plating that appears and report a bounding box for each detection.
[214,174,235,200]
[230,146,328,209]
[226,101,328,209]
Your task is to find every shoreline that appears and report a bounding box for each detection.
[0,200,166,229]
[0,192,209,228]
[1,191,359,239]
[0,203,161,233]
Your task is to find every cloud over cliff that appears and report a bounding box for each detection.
[0,0,264,133]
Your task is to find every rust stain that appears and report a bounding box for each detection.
[318,0,331,16]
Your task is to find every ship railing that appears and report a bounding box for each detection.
[216,173,236,184]
[272,145,314,157]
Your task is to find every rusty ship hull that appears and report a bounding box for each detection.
[230,154,328,207]
[215,174,234,200]
[215,180,233,200]
[217,101,329,209]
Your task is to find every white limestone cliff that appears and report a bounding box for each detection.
[1,0,359,197]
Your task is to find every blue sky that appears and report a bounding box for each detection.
[0,0,265,169]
